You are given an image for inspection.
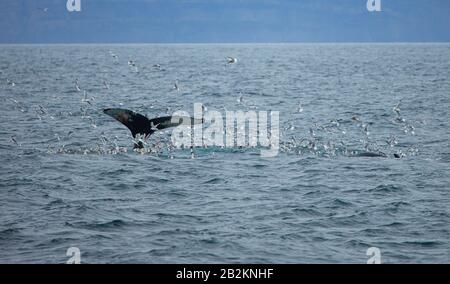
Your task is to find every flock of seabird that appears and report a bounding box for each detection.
[3,49,417,159]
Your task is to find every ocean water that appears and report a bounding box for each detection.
[0,44,449,263]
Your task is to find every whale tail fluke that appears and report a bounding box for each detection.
[103,108,203,148]
[103,108,151,137]
[149,115,204,131]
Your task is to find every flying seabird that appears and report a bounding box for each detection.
[227,57,237,64]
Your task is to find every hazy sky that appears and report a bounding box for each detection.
[1,0,449,43]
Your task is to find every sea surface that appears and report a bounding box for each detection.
[0,44,449,263]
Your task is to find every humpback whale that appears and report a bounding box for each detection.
[103,108,203,149]
[347,150,404,159]
[103,108,404,158]
[350,151,388,158]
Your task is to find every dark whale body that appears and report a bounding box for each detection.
[350,151,388,158]
[348,150,402,159]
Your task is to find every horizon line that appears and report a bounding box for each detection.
[1,41,450,45]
